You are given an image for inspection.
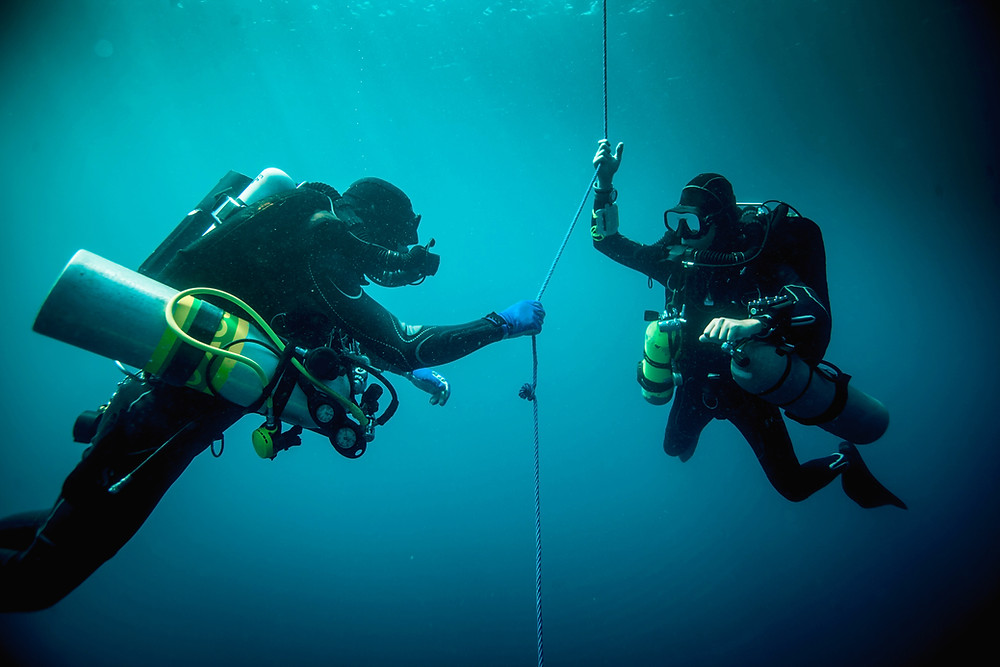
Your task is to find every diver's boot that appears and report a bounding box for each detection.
[837,441,907,510]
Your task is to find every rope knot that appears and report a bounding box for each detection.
[519,383,536,401]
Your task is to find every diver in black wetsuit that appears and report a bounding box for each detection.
[0,175,545,612]
[590,140,904,509]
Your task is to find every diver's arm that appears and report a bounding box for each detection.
[394,301,543,368]
[752,262,831,337]
[590,143,679,284]
[750,284,831,344]
[743,266,832,363]
[316,275,541,371]
[699,318,766,343]
[700,261,831,344]
[698,295,825,347]
[330,293,506,371]
[593,232,677,286]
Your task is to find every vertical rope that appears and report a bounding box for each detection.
[530,336,543,667]
[522,4,609,665]
[534,178,599,302]
[603,0,609,140]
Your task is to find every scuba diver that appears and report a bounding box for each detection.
[590,140,904,510]
[0,171,545,612]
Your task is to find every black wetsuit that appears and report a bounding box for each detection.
[594,208,847,502]
[155,185,506,366]
[0,184,506,612]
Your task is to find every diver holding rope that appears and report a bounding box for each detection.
[0,171,544,611]
[590,140,904,509]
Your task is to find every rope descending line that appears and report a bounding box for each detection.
[519,4,609,665]
[518,154,596,667]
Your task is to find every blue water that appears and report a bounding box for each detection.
[1,1,997,665]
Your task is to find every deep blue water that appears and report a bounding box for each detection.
[1,1,998,665]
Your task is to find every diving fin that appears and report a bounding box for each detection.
[839,441,907,510]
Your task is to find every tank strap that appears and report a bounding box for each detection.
[642,352,672,370]
[244,342,300,418]
[788,362,852,426]
[636,362,673,393]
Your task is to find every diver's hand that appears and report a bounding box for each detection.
[408,368,451,406]
[593,139,624,189]
[496,300,546,338]
[699,318,765,344]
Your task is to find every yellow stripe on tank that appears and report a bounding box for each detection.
[143,295,199,376]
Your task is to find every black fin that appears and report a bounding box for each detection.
[839,441,907,510]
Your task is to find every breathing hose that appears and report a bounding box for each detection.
[164,287,369,427]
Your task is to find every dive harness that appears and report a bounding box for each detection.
[36,252,400,464]
[155,285,401,460]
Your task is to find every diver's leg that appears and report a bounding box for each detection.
[663,382,714,462]
[0,378,240,612]
[729,397,842,502]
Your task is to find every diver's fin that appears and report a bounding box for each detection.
[839,441,907,510]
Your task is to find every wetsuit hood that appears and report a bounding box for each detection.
[330,178,438,286]
[335,178,420,249]
[666,173,741,249]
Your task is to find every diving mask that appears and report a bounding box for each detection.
[665,209,706,238]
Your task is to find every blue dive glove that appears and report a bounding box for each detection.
[408,368,451,406]
[495,300,546,339]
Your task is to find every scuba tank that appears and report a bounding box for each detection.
[210,167,297,224]
[139,168,297,280]
[727,340,889,444]
[637,308,684,404]
[34,250,397,459]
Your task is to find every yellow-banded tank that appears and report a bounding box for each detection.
[33,250,366,453]
[638,320,680,405]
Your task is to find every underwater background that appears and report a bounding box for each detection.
[1,1,997,665]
